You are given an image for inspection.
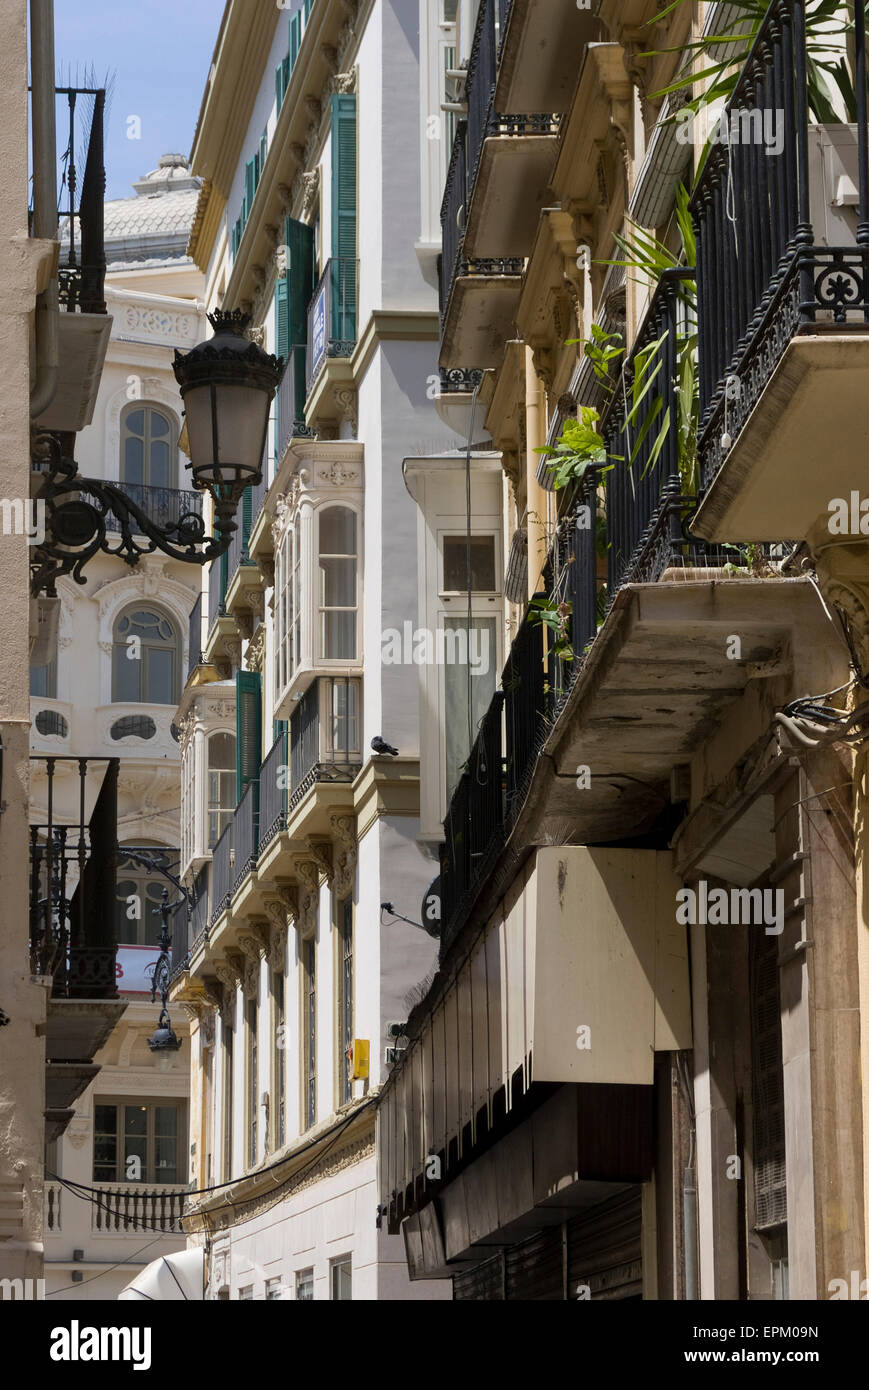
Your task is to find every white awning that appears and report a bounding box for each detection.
[118,1246,203,1300]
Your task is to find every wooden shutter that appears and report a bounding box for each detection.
[260,130,268,174]
[236,670,262,798]
[304,0,314,19]
[274,276,289,452]
[286,216,315,345]
[289,10,302,70]
[331,93,357,343]
[245,157,257,216]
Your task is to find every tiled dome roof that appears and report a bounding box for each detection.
[100,153,201,269]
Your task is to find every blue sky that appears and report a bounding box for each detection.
[54,0,224,200]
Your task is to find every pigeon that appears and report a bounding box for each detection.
[371,735,399,756]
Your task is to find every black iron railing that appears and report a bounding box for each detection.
[249,442,269,537]
[190,865,209,951]
[226,493,252,584]
[91,1186,186,1233]
[104,483,202,540]
[29,757,119,998]
[307,258,357,388]
[210,822,233,924]
[169,897,189,976]
[692,0,869,489]
[259,728,288,850]
[53,87,107,314]
[187,593,203,681]
[276,345,315,462]
[232,778,259,894]
[208,551,226,634]
[440,691,506,958]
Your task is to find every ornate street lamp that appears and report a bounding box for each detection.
[148,888,183,1069]
[30,310,282,595]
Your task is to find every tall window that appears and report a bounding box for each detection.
[318,507,357,660]
[330,1257,352,1301]
[93,1100,184,1184]
[275,526,301,695]
[272,967,286,1150]
[112,607,180,704]
[115,846,175,946]
[337,897,353,1106]
[302,935,316,1130]
[121,405,176,489]
[222,1024,234,1182]
[246,992,258,1168]
[441,533,499,802]
[208,733,236,849]
[31,656,57,699]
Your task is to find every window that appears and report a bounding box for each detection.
[208,733,237,849]
[302,934,316,1130]
[324,677,361,762]
[246,992,258,1167]
[222,1023,234,1182]
[444,616,498,800]
[92,1100,184,1184]
[330,1257,352,1301]
[337,897,353,1105]
[31,656,57,698]
[266,1278,284,1300]
[112,607,180,705]
[442,534,497,592]
[275,525,301,695]
[115,846,175,946]
[296,1268,314,1301]
[272,968,286,1150]
[318,507,357,660]
[238,1286,254,1301]
[121,405,176,490]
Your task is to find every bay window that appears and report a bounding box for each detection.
[318,506,357,661]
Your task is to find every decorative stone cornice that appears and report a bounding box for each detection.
[246,623,266,674]
[305,839,333,886]
[807,520,869,669]
[300,167,320,222]
[330,814,357,899]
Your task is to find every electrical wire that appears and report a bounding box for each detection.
[43,1229,169,1297]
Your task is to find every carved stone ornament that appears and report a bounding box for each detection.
[246,623,266,674]
[329,68,358,96]
[808,518,869,670]
[295,859,321,937]
[331,386,358,437]
[301,167,321,222]
[305,840,333,886]
[330,814,357,898]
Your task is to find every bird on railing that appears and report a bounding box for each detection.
[371,735,399,756]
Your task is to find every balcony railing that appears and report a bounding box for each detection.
[259,727,288,851]
[54,86,107,315]
[226,491,252,583]
[276,345,315,462]
[440,691,506,958]
[91,1184,186,1234]
[210,822,233,924]
[439,115,523,321]
[232,778,259,894]
[187,593,203,681]
[104,483,202,540]
[208,551,226,635]
[169,898,189,977]
[307,258,357,389]
[289,677,361,812]
[692,0,869,489]
[29,757,119,999]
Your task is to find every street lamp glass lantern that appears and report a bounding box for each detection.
[173,309,283,503]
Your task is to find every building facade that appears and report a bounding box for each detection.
[172,0,463,1300]
[377,0,869,1300]
[35,153,204,1297]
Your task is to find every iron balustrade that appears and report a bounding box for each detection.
[691,0,869,489]
[307,258,358,389]
[466,0,498,190]
[210,821,234,924]
[226,492,252,584]
[187,593,203,681]
[276,345,315,462]
[600,269,695,595]
[169,897,189,977]
[249,442,269,536]
[104,483,202,540]
[259,727,288,850]
[52,86,107,314]
[29,757,119,999]
[208,548,226,634]
[189,866,210,951]
[440,121,468,321]
[233,778,259,894]
[440,691,506,959]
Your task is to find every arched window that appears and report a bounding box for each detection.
[121,404,177,490]
[318,506,357,660]
[112,607,180,705]
[116,845,174,946]
[208,732,236,849]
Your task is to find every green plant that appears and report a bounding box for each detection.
[534,406,610,490]
[647,0,860,128]
[565,323,624,394]
[528,595,574,662]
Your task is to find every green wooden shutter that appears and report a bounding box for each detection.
[304,0,314,20]
[274,276,289,452]
[275,60,284,111]
[260,130,268,174]
[236,670,262,798]
[331,93,357,342]
[289,11,302,71]
[287,216,315,344]
[245,157,257,220]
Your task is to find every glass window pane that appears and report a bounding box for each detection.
[150,412,170,439]
[155,1106,177,1137]
[296,1269,314,1300]
[125,1105,147,1138]
[319,507,356,555]
[113,646,141,702]
[145,647,175,705]
[124,436,144,485]
[126,410,145,436]
[209,733,236,771]
[319,557,356,607]
[444,617,497,800]
[150,441,171,489]
[443,535,496,592]
[322,612,356,660]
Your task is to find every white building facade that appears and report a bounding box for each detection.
[173,0,472,1300]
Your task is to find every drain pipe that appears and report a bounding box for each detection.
[29,0,59,420]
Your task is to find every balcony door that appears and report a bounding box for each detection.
[121,404,178,490]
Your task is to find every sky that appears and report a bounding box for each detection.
[53,0,225,201]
